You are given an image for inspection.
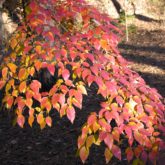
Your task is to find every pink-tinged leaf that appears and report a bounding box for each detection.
[126,147,134,162]
[112,128,120,142]
[67,106,75,123]
[17,115,25,128]
[79,146,89,164]
[72,97,82,109]
[61,48,67,57]
[46,116,52,127]
[95,77,104,88]
[93,39,101,50]
[16,96,25,110]
[149,150,157,162]
[82,69,91,80]
[87,113,97,126]
[104,111,112,123]
[51,94,59,108]
[116,96,124,107]
[33,93,41,102]
[144,104,154,115]
[87,75,95,86]
[58,94,65,105]
[98,118,111,132]
[30,80,41,93]
[29,1,38,12]
[104,148,113,164]
[62,69,70,81]
[91,66,98,76]
[47,64,55,76]
[134,131,144,146]
[112,145,121,160]
[100,70,110,80]
[60,85,68,94]
[78,136,86,149]
[104,134,113,150]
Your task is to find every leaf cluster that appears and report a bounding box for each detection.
[0,0,164,164]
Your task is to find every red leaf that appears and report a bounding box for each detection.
[126,147,134,162]
[67,106,75,123]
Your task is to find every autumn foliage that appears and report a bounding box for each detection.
[0,0,164,164]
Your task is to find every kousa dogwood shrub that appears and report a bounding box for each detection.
[0,0,164,164]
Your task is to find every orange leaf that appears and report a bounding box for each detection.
[104,148,113,164]
[18,68,28,81]
[86,135,94,148]
[0,80,6,89]
[5,95,14,109]
[37,113,44,125]
[7,63,17,73]
[79,146,89,164]
[17,115,25,128]
[34,60,42,71]
[26,98,33,108]
[11,38,18,49]
[100,39,109,50]
[28,115,34,127]
[2,67,8,79]
[19,81,27,93]
[45,116,52,127]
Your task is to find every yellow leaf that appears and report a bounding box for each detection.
[12,90,18,97]
[28,115,34,127]
[11,38,18,49]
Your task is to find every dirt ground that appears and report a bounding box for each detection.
[0,22,165,164]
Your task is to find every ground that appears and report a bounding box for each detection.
[0,21,164,164]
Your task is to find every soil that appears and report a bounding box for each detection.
[0,26,165,164]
